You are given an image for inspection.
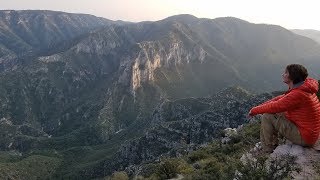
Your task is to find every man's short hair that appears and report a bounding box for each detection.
[286,64,308,84]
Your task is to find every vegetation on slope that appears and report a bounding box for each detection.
[109,121,301,180]
[0,153,61,179]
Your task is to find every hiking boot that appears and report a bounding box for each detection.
[251,144,275,158]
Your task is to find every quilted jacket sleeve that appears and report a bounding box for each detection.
[250,91,302,115]
[260,94,285,105]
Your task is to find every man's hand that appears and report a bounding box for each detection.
[247,110,254,119]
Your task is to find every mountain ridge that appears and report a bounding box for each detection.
[0,10,116,72]
[1,10,320,179]
[292,29,320,44]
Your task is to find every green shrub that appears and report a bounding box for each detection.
[0,155,61,180]
[236,154,300,180]
[110,171,129,180]
[141,121,301,179]
[237,121,261,146]
[188,149,210,163]
[155,159,180,179]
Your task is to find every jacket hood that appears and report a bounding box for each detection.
[297,78,319,94]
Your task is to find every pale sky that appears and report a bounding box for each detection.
[1,0,320,30]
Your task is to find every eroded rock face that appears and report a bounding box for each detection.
[271,143,320,179]
[241,140,320,179]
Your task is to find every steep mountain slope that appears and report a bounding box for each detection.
[0,25,137,151]
[112,15,320,94]
[40,88,278,178]
[0,10,114,72]
[292,29,320,44]
[162,15,320,91]
[0,19,248,150]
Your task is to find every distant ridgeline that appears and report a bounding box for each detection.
[0,10,320,179]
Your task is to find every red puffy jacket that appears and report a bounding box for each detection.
[250,78,320,145]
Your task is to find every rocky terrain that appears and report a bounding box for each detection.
[0,10,320,179]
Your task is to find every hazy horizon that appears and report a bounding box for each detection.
[1,0,320,31]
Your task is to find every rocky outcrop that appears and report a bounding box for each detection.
[241,136,320,179]
[271,143,320,179]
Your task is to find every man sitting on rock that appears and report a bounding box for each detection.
[249,64,320,153]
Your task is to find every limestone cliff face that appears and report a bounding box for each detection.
[131,36,208,92]
[132,42,163,91]
[129,24,242,101]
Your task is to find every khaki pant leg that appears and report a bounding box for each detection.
[260,114,279,151]
[260,113,306,152]
[272,113,306,146]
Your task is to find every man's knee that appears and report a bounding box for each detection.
[262,113,275,121]
[261,113,278,127]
